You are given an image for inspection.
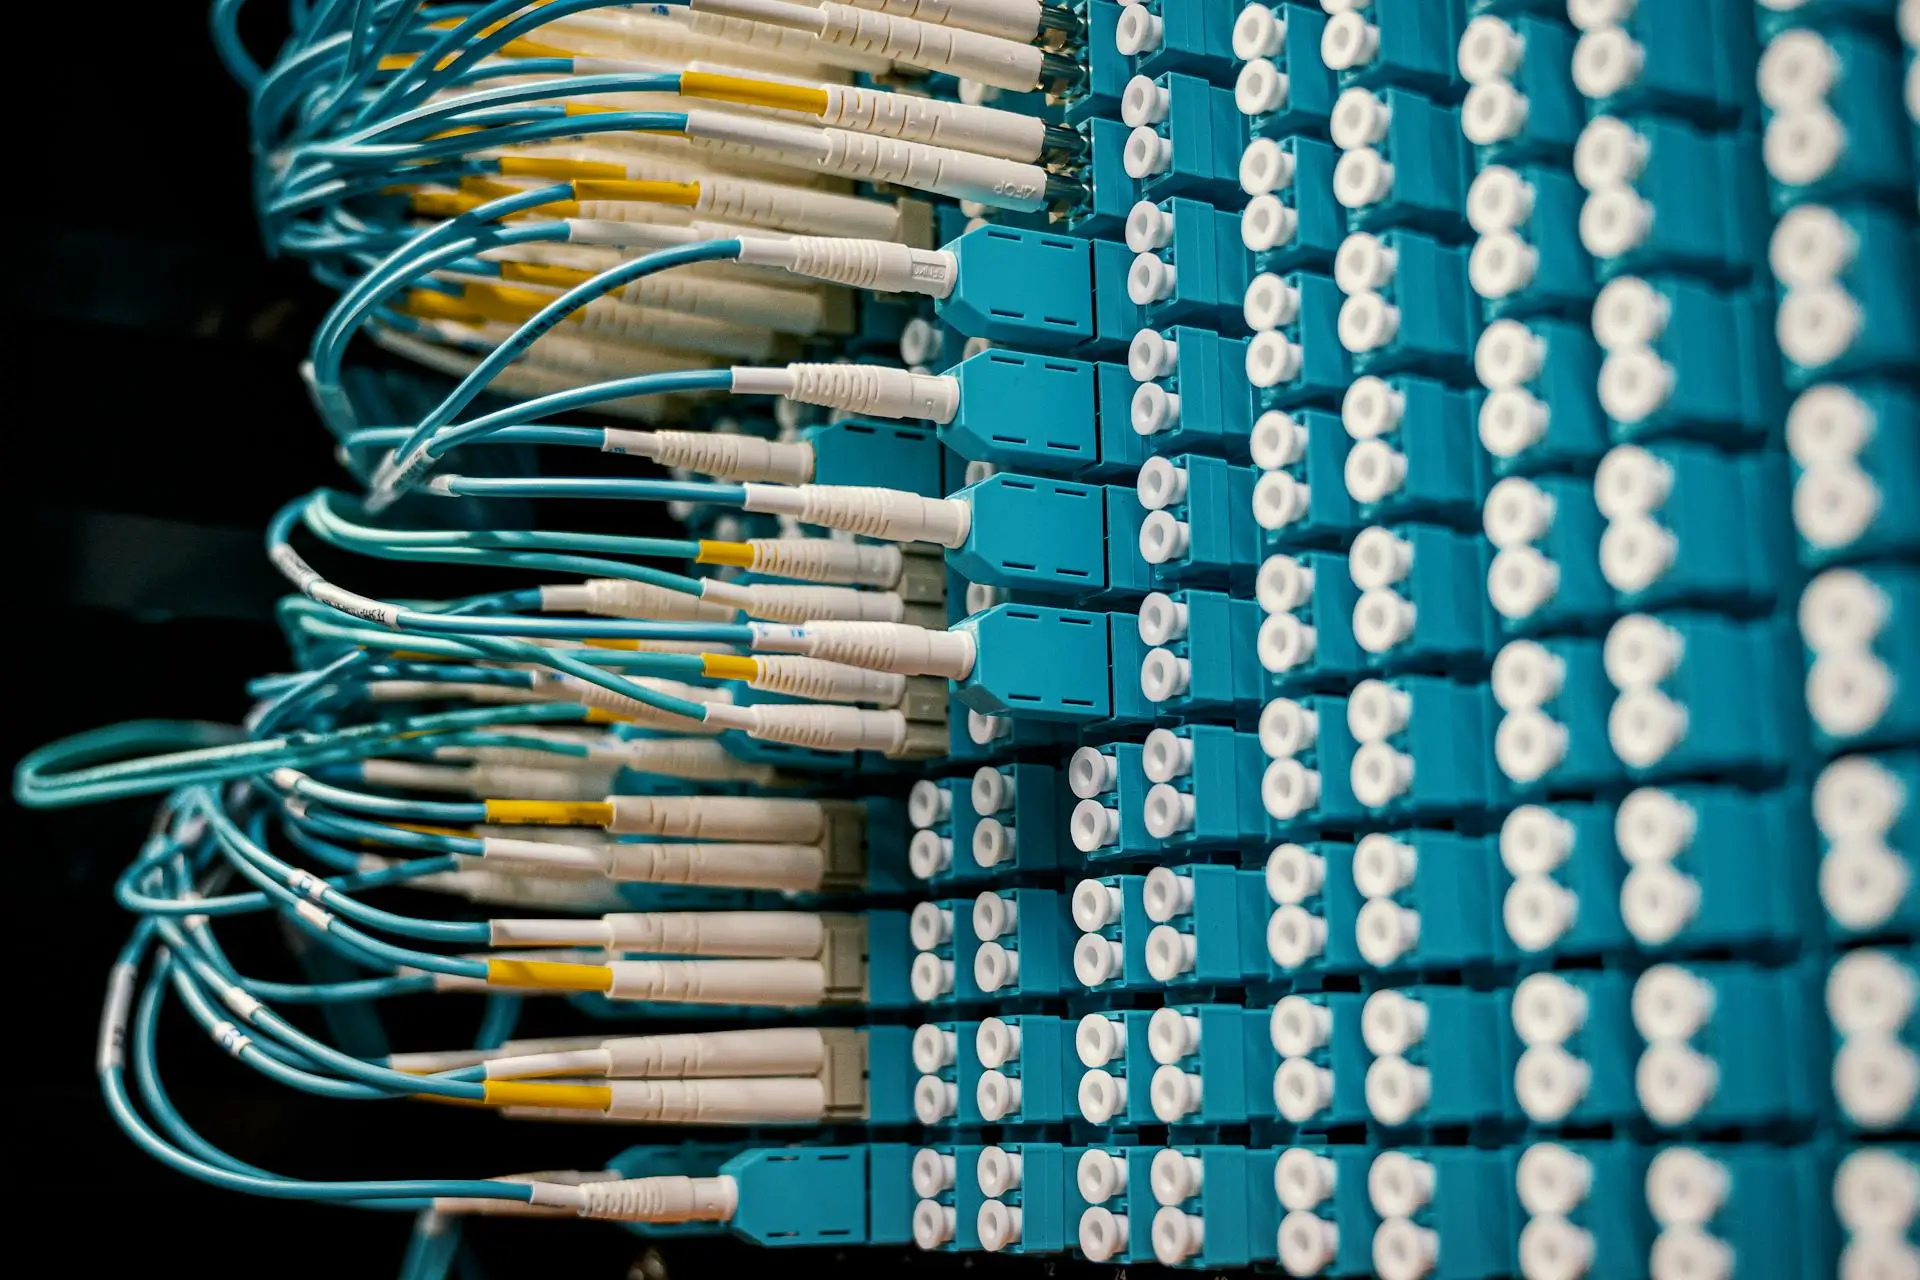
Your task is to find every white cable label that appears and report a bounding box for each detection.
[97,963,137,1072]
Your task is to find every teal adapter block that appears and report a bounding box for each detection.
[1146,1006,1283,1128]
[1067,874,1161,998]
[1341,229,1481,381]
[962,762,1065,879]
[1498,800,1631,962]
[952,603,1113,723]
[1486,471,1613,637]
[966,887,1075,1004]
[967,1015,1075,1127]
[1470,166,1597,322]
[1326,0,1467,100]
[1345,675,1511,824]
[1129,197,1254,332]
[1252,407,1366,552]
[1475,313,1610,477]
[1066,740,1158,862]
[1461,16,1583,166]
[1351,522,1499,677]
[1352,830,1511,975]
[1815,751,1920,942]
[1261,694,1369,839]
[1761,31,1914,208]
[1246,270,1355,410]
[1269,989,1373,1131]
[1136,589,1268,718]
[1633,959,1830,1131]
[1596,276,1783,450]
[1787,382,1920,568]
[804,418,942,495]
[1125,0,1237,81]
[1509,969,1641,1129]
[1128,75,1248,212]
[1334,88,1472,240]
[1241,135,1347,276]
[1137,722,1269,853]
[1134,453,1263,590]
[1510,1141,1654,1280]
[1341,373,1489,530]
[1236,4,1336,143]
[1265,839,1370,980]
[1774,205,1920,390]
[974,1141,1076,1255]
[949,472,1108,596]
[1273,1144,1380,1277]
[943,348,1099,475]
[1490,635,1625,795]
[1369,1146,1522,1280]
[1802,562,1920,754]
[1258,549,1370,694]
[1141,1144,1283,1268]
[1123,324,1256,462]
[1356,986,1521,1132]
[1129,864,1275,990]
[940,225,1095,352]
[1576,0,1759,129]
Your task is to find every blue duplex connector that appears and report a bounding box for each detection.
[1065,740,1156,861]
[1134,454,1264,588]
[1612,784,1823,955]
[1240,135,1347,273]
[1125,195,1253,331]
[941,348,1099,476]
[1801,562,1920,753]
[1830,948,1920,1131]
[1131,864,1274,989]
[967,1015,1076,1127]
[951,603,1125,726]
[1137,589,1267,719]
[1264,839,1368,979]
[1600,611,1806,784]
[1456,14,1584,164]
[938,224,1141,357]
[1590,276,1783,448]
[1340,374,1489,528]
[1274,1145,1380,1278]
[1347,523,1498,676]
[1573,115,1770,286]
[1259,695,1369,837]
[1138,722,1270,851]
[1318,0,1467,101]
[1071,1146,1154,1262]
[965,887,1074,1004]
[1269,990,1372,1129]
[1511,1141,1655,1280]
[1490,636,1624,794]
[1072,1012,1168,1128]
[1141,1006,1282,1128]
[1251,408,1367,550]
[900,765,1062,885]
[1116,0,1237,80]
[1245,270,1355,409]
[1231,3,1337,141]
[1593,441,1795,615]
[1140,1144,1282,1267]
[1813,751,1920,941]
[908,899,981,1016]
[1635,1145,1839,1280]
[1474,314,1611,475]
[967,764,1066,878]
[1350,830,1510,974]
[1357,986,1520,1131]
[973,1141,1074,1256]
[1772,205,1920,388]
[1466,165,1596,321]
[1120,73,1248,208]
[1329,87,1472,238]
[1629,960,1828,1131]
[1344,675,1509,823]
[1759,26,1915,207]
[1832,1145,1920,1280]
[1256,549,1371,694]
[1499,801,1631,961]
[949,473,1112,597]
[1787,381,1920,566]
[1566,0,1758,128]
[1122,325,1256,461]
[1335,230,1480,380]
[1509,970,1640,1129]
[1483,472,1613,636]
[1069,874,1160,997]
[1362,1147,1520,1280]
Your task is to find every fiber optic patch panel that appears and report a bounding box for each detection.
[19,0,1920,1276]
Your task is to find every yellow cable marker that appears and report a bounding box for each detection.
[572,178,701,207]
[700,654,759,682]
[679,71,829,116]
[482,798,613,826]
[481,1081,613,1111]
[498,155,626,180]
[499,260,595,289]
[486,958,615,991]
[695,540,757,568]
[580,637,643,651]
